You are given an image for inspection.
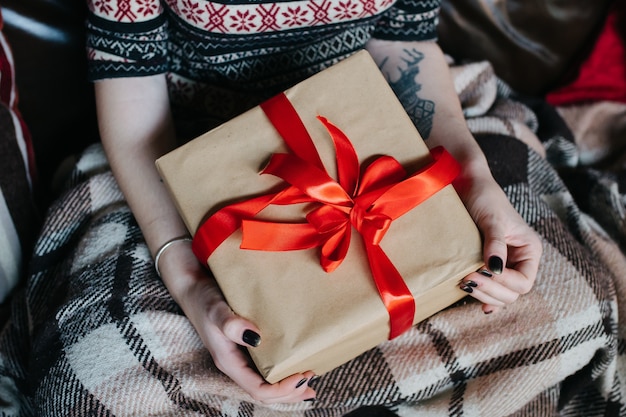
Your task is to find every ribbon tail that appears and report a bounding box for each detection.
[260,93,325,169]
[317,116,360,195]
[240,221,322,251]
[193,186,294,265]
[369,146,460,220]
[192,195,271,264]
[262,153,351,205]
[365,243,415,339]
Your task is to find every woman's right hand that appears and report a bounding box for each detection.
[157,238,317,404]
[95,75,315,404]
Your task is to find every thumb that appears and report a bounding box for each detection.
[478,222,507,314]
[210,300,263,348]
[481,222,507,276]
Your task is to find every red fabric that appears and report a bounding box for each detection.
[546,5,626,106]
[0,11,37,188]
[0,6,40,299]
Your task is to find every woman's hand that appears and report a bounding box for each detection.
[158,239,317,403]
[96,75,316,403]
[455,167,543,314]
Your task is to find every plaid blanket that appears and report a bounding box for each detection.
[0,60,625,416]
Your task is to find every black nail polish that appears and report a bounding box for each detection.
[296,378,308,388]
[304,398,316,402]
[478,268,493,278]
[460,284,473,293]
[466,280,478,287]
[488,256,504,275]
[242,329,261,347]
[484,310,493,315]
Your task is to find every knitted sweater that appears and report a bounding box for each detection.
[86,0,441,134]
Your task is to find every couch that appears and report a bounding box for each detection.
[1,0,625,415]
[0,0,99,312]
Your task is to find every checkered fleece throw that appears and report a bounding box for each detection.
[0,60,624,416]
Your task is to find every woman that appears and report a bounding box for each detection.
[87,0,541,405]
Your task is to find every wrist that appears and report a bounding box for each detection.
[452,154,495,202]
[155,238,224,311]
[154,235,192,278]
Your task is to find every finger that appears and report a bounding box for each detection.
[205,303,317,403]
[494,265,536,295]
[261,371,317,404]
[479,220,508,276]
[485,245,505,276]
[469,269,502,314]
[462,285,510,307]
[505,233,542,293]
[204,326,317,404]
[480,255,537,295]
[231,368,317,404]
[480,219,541,292]
[460,275,519,306]
[208,299,263,348]
[465,268,522,297]
[482,304,501,315]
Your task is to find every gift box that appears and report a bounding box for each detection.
[155,50,483,383]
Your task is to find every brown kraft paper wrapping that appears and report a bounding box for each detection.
[155,50,484,383]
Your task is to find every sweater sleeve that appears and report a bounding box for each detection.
[86,0,169,81]
[373,0,441,42]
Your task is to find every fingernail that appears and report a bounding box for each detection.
[460,284,473,293]
[295,378,308,388]
[484,310,493,315]
[488,256,503,275]
[477,268,493,277]
[308,375,319,386]
[304,398,316,402]
[242,329,261,347]
[465,280,478,287]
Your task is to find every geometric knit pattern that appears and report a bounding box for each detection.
[0,58,624,416]
[87,0,441,137]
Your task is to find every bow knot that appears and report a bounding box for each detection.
[302,191,393,273]
[352,208,392,247]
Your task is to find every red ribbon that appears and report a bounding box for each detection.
[192,92,460,339]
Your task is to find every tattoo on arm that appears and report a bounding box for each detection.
[381,48,435,139]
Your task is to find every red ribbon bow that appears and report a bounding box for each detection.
[192,92,460,339]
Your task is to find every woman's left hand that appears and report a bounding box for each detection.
[456,170,543,314]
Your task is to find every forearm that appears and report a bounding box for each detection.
[94,75,198,296]
[365,39,492,198]
[366,39,541,310]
